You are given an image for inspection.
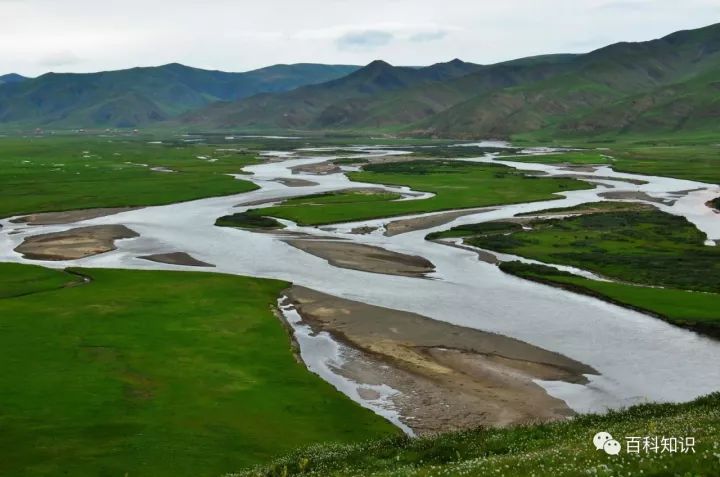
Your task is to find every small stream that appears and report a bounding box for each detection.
[1,143,719,427]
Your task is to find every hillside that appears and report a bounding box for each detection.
[0,63,359,128]
[1,23,718,137]
[414,23,720,138]
[185,23,720,138]
[178,59,483,129]
[233,392,720,476]
[0,73,27,86]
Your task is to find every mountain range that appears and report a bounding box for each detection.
[1,22,718,138]
[0,64,359,128]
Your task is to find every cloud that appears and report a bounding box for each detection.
[409,30,448,42]
[593,0,653,10]
[37,50,83,67]
[336,30,394,50]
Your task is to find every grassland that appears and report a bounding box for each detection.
[505,144,720,185]
[232,392,720,477]
[0,264,396,477]
[247,160,589,225]
[456,207,720,292]
[503,151,613,165]
[431,204,720,334]
[0,135,260,218]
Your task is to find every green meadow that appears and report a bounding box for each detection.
[249,160,590,225]
[0,135,259,218]
[431,204,720,334]
[506,144,720,185]
[0,264,396,477]
[451,206,720,292]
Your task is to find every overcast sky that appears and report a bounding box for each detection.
[2,0,719,76]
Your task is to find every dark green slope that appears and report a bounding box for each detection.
[184,22,720,138]
[0,63,359,128]
[413,23,720,137]
[0,73,27,86]
[179,59,483,129]
[322,55,580,130]
[553,66,720,137]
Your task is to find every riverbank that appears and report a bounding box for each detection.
[285,286,595,435]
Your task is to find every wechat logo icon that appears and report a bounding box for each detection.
[593,432,621,455]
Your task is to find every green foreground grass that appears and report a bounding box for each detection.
[232,393,720,477]
[432,204,720,334]
[0,264,396,477]
[250,160,589,225]
[0,136,260,218]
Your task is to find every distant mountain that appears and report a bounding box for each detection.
[2,22,719,138]
[0,74,27,86]
[184,23,720,139]
[413,23,720,138]
[179,59,483,129]
[0,63,359,128]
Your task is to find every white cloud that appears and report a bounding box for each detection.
[37,50,83,67]
[336,31,395,50]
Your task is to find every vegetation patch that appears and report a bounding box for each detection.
[503,151,613,165]
[231,392,720,477]
[444,207,720,293]
[515,201,654,217]
[0,136,260,218]
[426,221,523,240]
[253,160,590,225]
[331,157,369,165]
[0,264,396,477]
[710,196,720,211]
[511,145,720,185]
[216,210,285,229]
[499,261,720,336]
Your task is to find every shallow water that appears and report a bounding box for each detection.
[1,145,719,423]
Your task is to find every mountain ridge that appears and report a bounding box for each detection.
[1,22,719,138]
[0,63,360,128]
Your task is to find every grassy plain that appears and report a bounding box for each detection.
[453,206,720,292]
[233,392,720,477]
[505,144,720,184]
[432,204,720,333]
[249,160,589,225]
[0,264,396,477]
[0,135,259,218]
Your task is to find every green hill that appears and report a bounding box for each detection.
[414,23,720,138]
[2,23,719,138]
[0,73,27,86]
[0,63,359,128]
[184,23,720,139]
[179,59,482,130]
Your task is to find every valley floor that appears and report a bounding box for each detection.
[1,134,719,476]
